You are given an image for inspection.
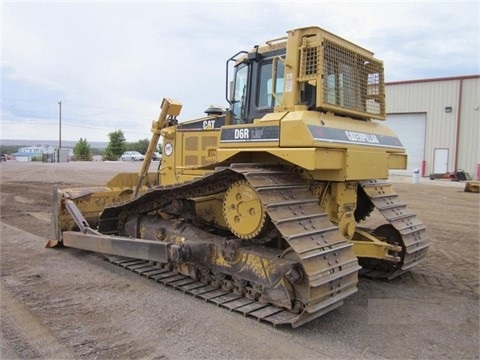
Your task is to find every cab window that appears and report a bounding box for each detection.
[257,61,284,109]
[232,64,249,124]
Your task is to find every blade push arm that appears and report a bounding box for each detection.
[133,98,183,198]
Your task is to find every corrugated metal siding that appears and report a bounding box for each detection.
[458,78,480,179]
[386,76,479,178]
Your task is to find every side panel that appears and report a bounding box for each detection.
[159,128,178,185]
[215,110,406,180]
[182,131,220,166]
[166,109,406,182]
[280,111,404,151]
[160,115,224,185]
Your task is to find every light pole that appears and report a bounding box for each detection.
[58,101,62,162]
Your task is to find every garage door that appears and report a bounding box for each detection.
[385,113,426,175]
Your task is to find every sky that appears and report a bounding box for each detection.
[1,0,479,143]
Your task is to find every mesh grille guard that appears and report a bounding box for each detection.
[298,36,386,120]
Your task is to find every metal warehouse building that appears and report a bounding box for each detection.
[385,75,480,180]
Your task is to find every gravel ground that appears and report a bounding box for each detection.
[1,161,478,359]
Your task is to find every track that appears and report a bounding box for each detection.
[105,255,304,326]
[65,166,428,326]
[358,180,430,279]
[234,165,361,326]
[98,164,361,327]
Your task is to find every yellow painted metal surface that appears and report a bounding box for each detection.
[351,230,402,262]
[223,180,266,239]
[193,194,228,229]
[56,172,157,237]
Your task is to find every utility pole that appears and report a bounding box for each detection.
[58,101,62,162]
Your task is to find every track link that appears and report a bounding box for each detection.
[358,179,430,279]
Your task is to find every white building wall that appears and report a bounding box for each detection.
[18,145,56,154]
[457,78,480,179]
[386,76,480,179]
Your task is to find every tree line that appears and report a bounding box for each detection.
[0,130,159,161]
[74,130,160,161]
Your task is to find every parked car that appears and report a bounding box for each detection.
[120,151,144,161]
[152,152,162,161]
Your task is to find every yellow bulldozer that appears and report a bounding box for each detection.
[49,26,429,327]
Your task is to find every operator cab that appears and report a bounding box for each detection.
[227,48,286,124]
[227,47,317,125]
[226,27,386,124]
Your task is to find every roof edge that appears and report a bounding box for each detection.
[386,74,480,86]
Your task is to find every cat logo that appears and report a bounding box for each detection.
[203,120,216,130]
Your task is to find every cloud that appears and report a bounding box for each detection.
[2,1,479,142]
